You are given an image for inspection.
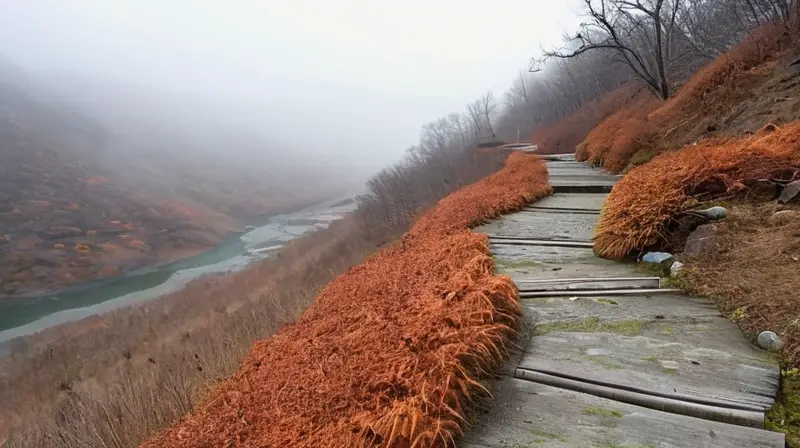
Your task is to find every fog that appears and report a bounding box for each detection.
[0,0,580,181]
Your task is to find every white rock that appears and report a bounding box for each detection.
[757,331,784,352]
[670,261,684,276]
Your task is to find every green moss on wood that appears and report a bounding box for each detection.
[535,317,642,336]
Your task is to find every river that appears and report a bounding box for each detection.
[0,195,358,344]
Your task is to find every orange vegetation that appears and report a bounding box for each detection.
[578,23,794,173]
[575,91,662,172]
[74,244,91,253]
[84,176,110,186]
[128,240,149,251]
[595,122,800,259]
[532,83,641,155]
[143,152,550,448]
[169,202,198,219]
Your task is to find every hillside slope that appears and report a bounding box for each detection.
[0,59,337,297]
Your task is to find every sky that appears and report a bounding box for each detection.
[0,0,581,175]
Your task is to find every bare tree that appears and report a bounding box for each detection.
[466,100,484,140]
[479,92,497,139]
[537,0,684,99]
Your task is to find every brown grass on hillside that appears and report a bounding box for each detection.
[595,122,800,259]
[531,83,640,155]
[680,203,800,364]
[143,153,550,448]
[575,92,662,172]
[578,23,795,173]
[2,215,379,447]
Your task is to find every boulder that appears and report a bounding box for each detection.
[684,223,719,256]
[770,210,800,226]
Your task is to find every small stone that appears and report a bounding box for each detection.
[777,180,800,204]
[757,331,784,352]
[695,206,728,220]
[641,252,673,265]
[770,210,800,226]
[670,261,684,276]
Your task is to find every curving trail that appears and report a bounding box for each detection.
[462,154,784,447]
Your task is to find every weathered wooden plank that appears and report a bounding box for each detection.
[520,288,681,297]
[521,293,721,323]
[477,210,600,241]
[514,369,767,427]
[488,238,593,248]
[533,192,608,211]
[523,207,600,215]
[516,277,660,292]
[460,378,785,448]
[518,331,779,412]
[541,154,576,161]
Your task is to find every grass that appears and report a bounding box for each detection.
[535,317,642,336]
[529,428,568,442]
[588,356,624,370]
[767,368,800,447]
[596,298,619,305]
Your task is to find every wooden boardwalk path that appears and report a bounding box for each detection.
[462,154,785,447]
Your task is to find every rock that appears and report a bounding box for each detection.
[244,225,255,232]
[757,331,784,352]
[777,180,800,204]
[641,252,674,265]
[695,206,728,220]
[684,223,719,256]
[770,210,800,226]
[670,261,684,276]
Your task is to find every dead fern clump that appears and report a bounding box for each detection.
[595,121,800,259]
[142,153,550,448]
[576,92,662,169]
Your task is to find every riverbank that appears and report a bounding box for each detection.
[0,195,358,345]
[0,197,371,442]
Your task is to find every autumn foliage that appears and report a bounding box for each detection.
[575,91,662,172]
[530,83,640,155]
[595,122,800,259]
[577,23,794,174]
[143,152,550,448]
